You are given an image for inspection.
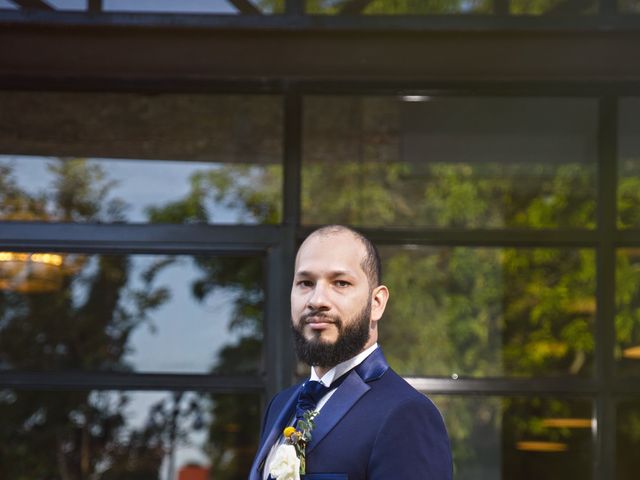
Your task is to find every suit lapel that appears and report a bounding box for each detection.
[306,369,369,454]
[251,349,390,477]
[249,385,301,480]
[307,348,390,455]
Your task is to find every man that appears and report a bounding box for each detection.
[250,225,452,480]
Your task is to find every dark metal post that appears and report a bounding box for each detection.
[594,96,618,480]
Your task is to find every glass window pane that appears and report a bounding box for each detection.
[379,246,596,377]
[431,395,593,479]
[619,98,640,229]
[0,92,283,224]
[307,0,595,14]
[0,389,261,480]
[306,0,492,14]
[619,0,640,13]
[104,0,284,14]
[509,0,596,14]
[302,96,597,229]
[615,249,640,376]
[617,398,640,480]
[0,252,264,374]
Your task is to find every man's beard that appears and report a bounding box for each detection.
[291,298,372,369]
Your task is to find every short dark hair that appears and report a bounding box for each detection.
[306,225,382,288]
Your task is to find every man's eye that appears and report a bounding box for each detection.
[335,280,350,287]
[298,280,313,287]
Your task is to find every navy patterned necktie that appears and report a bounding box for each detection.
[295,372,349,424]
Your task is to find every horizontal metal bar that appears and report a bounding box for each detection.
[3,10,640,33]
[408,377,640,396]
[4,23,640,83]
[0,222,283,253]
[292,80,640,96]
[616,229,640,245]
[611,379,640,394]
[298,227,604,247]
[4,77,640,97]
[0,371,265,392]
[0,75,288,93]
[5,371,640,396]
[3,224,638,252]
[406,377,599,395]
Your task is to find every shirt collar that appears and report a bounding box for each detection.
[310,343,379,387]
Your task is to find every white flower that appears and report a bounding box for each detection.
[268,444,301,480]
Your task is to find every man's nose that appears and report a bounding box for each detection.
[307,282,330,310]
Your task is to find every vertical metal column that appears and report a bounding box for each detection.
[264,86,303,401]
[594,96,618,480]
[285,0,305,15]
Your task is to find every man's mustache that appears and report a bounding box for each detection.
[300,311,342,326]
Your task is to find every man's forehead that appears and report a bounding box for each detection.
[295,230,366,271]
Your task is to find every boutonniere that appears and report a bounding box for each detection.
[269,410,318,480]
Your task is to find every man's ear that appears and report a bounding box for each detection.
[370,285,389,323]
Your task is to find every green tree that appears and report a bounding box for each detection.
[146,167,271,479]
[157,151,614,478]
[0,159,171,479]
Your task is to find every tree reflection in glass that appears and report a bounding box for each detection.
[379,246,596,378]
[301,96,597,229]
[0,159,265,478]
[304,0,595,14]
[616,249,640,376]
[617,399,640,480]
[431,395,592,480]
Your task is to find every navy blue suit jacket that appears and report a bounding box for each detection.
[250,349,452,480]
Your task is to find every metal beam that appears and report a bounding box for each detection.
[0,223,283,253]
[0,371,264,392]
[88,0,102,13]
[406,377,597,395]
[594,96,618,480]
[299,227,603,247]
[4,9,640,31]
[3,22,640,83]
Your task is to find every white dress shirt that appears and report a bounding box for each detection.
[262,343,379,480]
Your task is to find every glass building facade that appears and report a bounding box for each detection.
[2,1,640,479]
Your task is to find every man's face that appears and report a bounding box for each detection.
[291,231,375,368]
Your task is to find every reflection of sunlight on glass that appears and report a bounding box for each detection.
[0,252,85,293]
[400,95,432,102]
[623,346,640,359]
[516,441,568,452]
[541,418,593,428]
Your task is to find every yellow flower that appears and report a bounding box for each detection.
[283,426,297,438]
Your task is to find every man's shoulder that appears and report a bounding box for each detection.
[372,366,422,397]
[369,367,441,413]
